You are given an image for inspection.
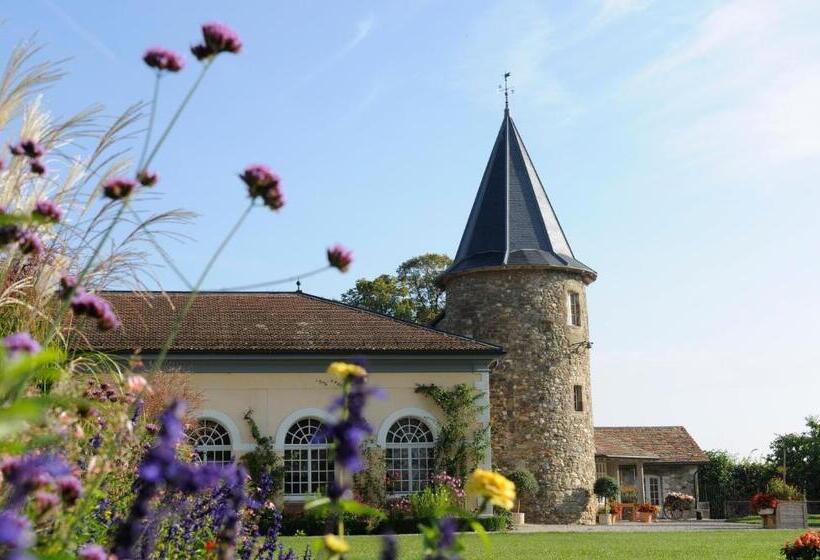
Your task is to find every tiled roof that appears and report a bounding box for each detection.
[594,426,707,464]
[73,291,502,356]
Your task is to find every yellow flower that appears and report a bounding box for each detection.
[322,533,350,556]
[326,361,367,380]
[466,468,517,510]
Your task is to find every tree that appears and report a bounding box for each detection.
[593,476,619,510]
[341,253,452,324]
[507,468,539,513]
[768,417,820,499]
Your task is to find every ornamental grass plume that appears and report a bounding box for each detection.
[465,468,516,511]
[327,244,353,272]
[143,47,185,72]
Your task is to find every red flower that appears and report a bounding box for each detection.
[751,492,778,512]
[204,540,217,552]
[327,244,353,272]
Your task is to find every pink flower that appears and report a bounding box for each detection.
[16,230,42,255]
[9,139,44,159]
[126,375,149,395]
[33,491,60,514]
[71,292,120,331]
[33,199,63,223]
[103,177,137,200]
[327,244,353,272]
[78,544,107,560]
[29,158,46,176]
[191,22,242,60]
[143,47,185,72]
[136,169,158,186]
[59,275,80,300]
[239,164,285,211]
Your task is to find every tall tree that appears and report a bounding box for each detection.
[340,253,452,324]
[768,416,820,499]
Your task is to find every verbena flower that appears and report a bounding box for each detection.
[327,245,353,272]
[465,469,516,510]
[9,139,44,159]
[1,453,72,510]
[239,164,284,211]
[33,491,60,515]
[2,332,41,356]
[136,169,159,186]
[102,177,137,200]
[191,22,242,60]
[16,230,42,256]
[143,47,185,72]
[70,292,120,331]
[29,159,46,176]
[0,511,34,553]
[56,475,83,505]
[437,516,457,550]
[77,543,107,560]
[59,275,79,300]
[33,199,62,223]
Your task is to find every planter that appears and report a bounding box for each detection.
[511,512,525,526]
[775,501,809,529]
[636,512,654,523]
[597,513,613,525]
[761,514,777,529]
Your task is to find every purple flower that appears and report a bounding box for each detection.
[1,454,71,510]
[71,292,120,331]
[322,376,383,473]
[16,230,42,256]
[33,199,62,223]
[437,516,458,550]
[33,491,60,514]
[136,169,159,186]
[59,275,79,300]
[56,475,83,505]
[380,532,397,560]
[77,543,107,560]
[9,139,44,159]
[29,159,46,176]
[191,22,242,60]
[143,47,185,72]
[3,332,40,356]
[327,245,353,272]
[239,164,285,211]
[102,177,137,200]
[0,511,33,551]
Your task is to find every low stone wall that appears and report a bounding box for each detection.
[776,501,808,529]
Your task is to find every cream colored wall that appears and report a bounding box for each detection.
[189,370,482,453]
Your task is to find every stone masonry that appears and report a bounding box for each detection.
[439,266,597,524]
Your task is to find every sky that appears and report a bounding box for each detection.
[4,0,820,458]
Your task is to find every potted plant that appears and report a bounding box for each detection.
[663,492,695,520]
[767,478,808,529]
[507,468,539,526]
[636,503,658,523]
[610,501,624,521]
[593,476,619,525]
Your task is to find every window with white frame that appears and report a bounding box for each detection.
[190,419,233,465]
[283,418,334,497]
[567,291,582,327]
[385,417,435,495]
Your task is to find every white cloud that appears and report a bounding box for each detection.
[632,0,820,170]
[589,0,652,31]
[42,0,118,62]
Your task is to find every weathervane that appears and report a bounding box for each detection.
[498,72,513,110]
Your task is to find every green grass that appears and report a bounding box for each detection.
[281,530,806,559]
[732,514,820,527]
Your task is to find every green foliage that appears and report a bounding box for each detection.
[352,440,387,508]
[593,476,620,502]
[341,253,452,324]
[241,409,284,500]
[415,383,490,479]
[767,477,804,501]
[409,485,455,522]
[699,449,773,518]
[508,468,539,497]
[769,417,820,500]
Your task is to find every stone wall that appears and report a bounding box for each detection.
[643,464,698,498]
[439,266,596,523]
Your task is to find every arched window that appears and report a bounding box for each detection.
[284,418,334,496]
[190,419,233,465]
[385,417,435,494]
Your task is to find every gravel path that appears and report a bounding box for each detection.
[514,520,760,533]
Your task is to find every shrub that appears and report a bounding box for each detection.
[352,441,387,508]
[409,485,454,521]
[507,468,539,512]
[593,476,619,505]
[769,478,804,501]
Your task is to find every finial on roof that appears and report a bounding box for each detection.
[296,279,302,293]
[499,72,513,112]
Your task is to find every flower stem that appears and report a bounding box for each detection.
[152,201,255,371]
[137,72,161,172]
[143,60,213,171]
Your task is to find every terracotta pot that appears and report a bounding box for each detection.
[511,512,525,526]
[637,512,654,523]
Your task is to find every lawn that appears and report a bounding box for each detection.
[281,530,805,559]
[732,514,820,528]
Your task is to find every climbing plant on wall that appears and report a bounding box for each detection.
[415,383,490,480]
[241,409,284,500]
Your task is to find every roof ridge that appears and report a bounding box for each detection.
[295,292,503,351]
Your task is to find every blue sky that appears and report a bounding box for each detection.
[5,0,820,457]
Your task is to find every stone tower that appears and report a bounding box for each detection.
[437,107,597,524]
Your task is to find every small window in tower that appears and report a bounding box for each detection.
[568,291,582,327]
[573,384,584,412]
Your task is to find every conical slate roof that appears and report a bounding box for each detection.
[441,109,596,282]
